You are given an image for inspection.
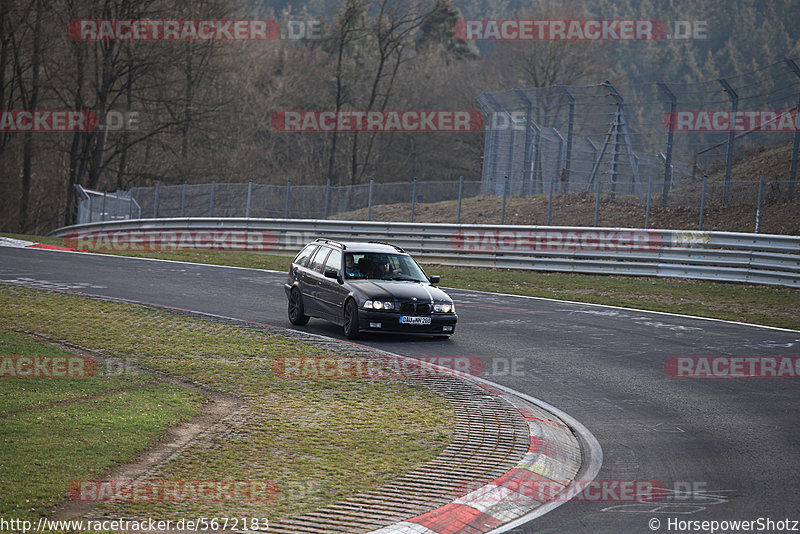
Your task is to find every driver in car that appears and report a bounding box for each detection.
[372,255,396,278]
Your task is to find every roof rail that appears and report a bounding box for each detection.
[314,238,346,250]
[368,240,405,253]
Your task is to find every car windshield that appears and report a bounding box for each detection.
[344,252,428,282]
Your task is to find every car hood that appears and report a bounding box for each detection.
[349,280,452,302]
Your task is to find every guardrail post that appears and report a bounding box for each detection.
[718,78,738,205]
[411,177,417,222]
[284,181,291,218]
[501,175,508,224]
[246,181,252,218]
[645,175,653,229]
[755,174,764,233]
[699,174,708,230]
[153,183,159,218]
[368,179,374,221]
[457,176,464,224]
[209,180,215,217]
[658,83,676,207]
[180,183,186,217]
[323,179,331,220]
[787,59,800,197]
[547,174,555,225]
[102,192,107,222]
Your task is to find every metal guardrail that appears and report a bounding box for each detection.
[49,218,800,288]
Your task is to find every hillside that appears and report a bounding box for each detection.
[334,141,800,234]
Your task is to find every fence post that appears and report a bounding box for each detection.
[718,78,738,205]
[547,174,554,226]
[180,183,186,217]
[89,195,94,223]
[594,165,601,227]
[787,59,800,197]
[246,181,252,218]
[368,179,374,221]
[457,176,464,224]
[645,175,653,229]
[102,192,107,221]
[755,174,764,233]
[411,177,417,222]
[323,179,331,220]
[699,174,708,230]
[556,84,574,194]
[657,82,676,207]
[284,181,291,218]
[501,175,508,224]
[209,180,215,217]
[153,183,159,218]
[514,89,535,196]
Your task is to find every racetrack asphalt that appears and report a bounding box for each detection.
[1,246,799,533]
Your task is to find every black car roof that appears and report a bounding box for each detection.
[312,239,406,254]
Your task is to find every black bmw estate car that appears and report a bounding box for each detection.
[284,239,457,339]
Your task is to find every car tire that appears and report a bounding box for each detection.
[288,287,310,326]
[343,299,360,339]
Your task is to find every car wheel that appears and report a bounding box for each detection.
[343,299,360,339]
[288,287,310,326]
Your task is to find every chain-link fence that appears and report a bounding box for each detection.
[477,58,800,210]
[75,186,141,225]
[117,179,485,222]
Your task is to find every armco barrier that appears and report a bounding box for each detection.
[49,218,800,288]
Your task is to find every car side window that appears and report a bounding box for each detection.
[308,246,331,273]
[293,244,317,268]
[324,249,342,274]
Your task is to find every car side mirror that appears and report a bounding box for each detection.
[429,275,440,285]
[324,269,339,280]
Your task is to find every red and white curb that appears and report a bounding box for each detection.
[0,236,82,252]
[369,383,582,534]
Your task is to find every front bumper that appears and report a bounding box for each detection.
[358,309,457,335]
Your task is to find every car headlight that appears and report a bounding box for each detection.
[433,302,454,313]
[364,300,394,310]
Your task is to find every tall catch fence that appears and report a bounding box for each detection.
[476,58,800,210]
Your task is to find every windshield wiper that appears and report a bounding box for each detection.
[389,275,422,282]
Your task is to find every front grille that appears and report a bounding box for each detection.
[399,302,430,315]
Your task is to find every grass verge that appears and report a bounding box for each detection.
[0,284,454,522]
[0,331,202,521]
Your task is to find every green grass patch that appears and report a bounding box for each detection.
[0,331,202,521]
[0,285,454,522]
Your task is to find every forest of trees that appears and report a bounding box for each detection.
[1,0,798,233]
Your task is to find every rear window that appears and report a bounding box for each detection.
[293,244,317,268]
[308,246,331,273]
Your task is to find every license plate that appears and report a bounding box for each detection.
[400,316,432,325]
